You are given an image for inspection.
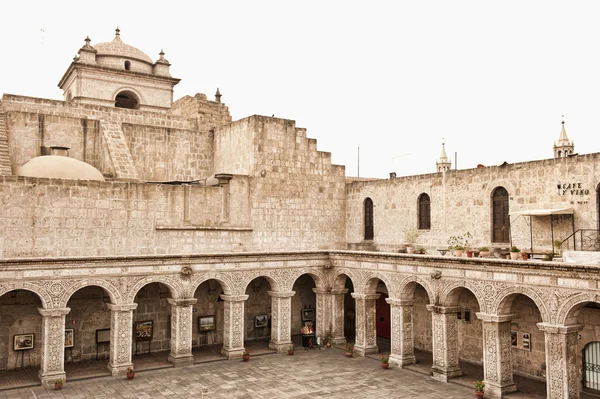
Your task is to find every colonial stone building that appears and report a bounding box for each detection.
[1,30,600,399]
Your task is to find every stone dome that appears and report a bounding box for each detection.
[19,156,105,181]
[93,28,153,64]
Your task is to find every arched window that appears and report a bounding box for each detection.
[492,187,510,243]
[124,61,131,70]
[115,90,139,109]
[364,197,374,240]
[418,193,431,230]
[584,341,600,390]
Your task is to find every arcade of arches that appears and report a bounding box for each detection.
[1,251,600,399]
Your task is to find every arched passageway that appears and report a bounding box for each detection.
[191,279,227,362]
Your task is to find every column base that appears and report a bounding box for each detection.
[107,363,133,377]
[353,344,379,357]
[389,354,416,368]
[168,354,195,367]
[221,347,245,360]
[38,371,66,387]
[269,341,293,353]
[430,366,462,382]
[484,381,517,398]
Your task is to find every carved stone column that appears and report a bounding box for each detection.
[168,298,198,367]
[538,323,584,399]
[268,290,295,352]
[386,298,416,367]
[330,288,347,345]
[106,303,137,376]
[426,305,462,381]
[38,307,70,386]
[351,293,380,356]
[476,313,517,398]
[220,294,248,359]
[313,288,329,342]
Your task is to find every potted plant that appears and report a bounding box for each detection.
[344,343,354,358]
[416,247,427,255]
[380,355,389,369]
[323,325,333,348]
[54,379,64,390]
[126,366,135,380]
[403,227,419,254]
[447,232,472,257]
[474,380,485,398]
[242,348,250,361]
[510,246,520,260]
[521,249,530,260]
[288,345,295,355]
[543,251,555,261]
[554,239,563,256]
[479,246,490,258]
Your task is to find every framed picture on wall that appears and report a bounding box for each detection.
[96,328,110,344]
[255,314,269,328]
[64,328,74,348]
[13,333,34,351]
[135,320,153,341]
[198,315,216,331]
[301,308,315,322]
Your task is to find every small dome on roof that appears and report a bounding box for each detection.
[93,28,153,64]
[19,156,105,181]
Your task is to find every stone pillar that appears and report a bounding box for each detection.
[267,290,295,352]
[215,174,232,226]
[38,307,70,386]
[106,303,137,376]
[313,288,329,342]
[426,305,462,381]
[168,298,198,367]
[330,288,347,345]
[351,293,380,356]
[220,294,248,359]
[386,298,416,367]
[476,313,517,398]
[538,323,584,399]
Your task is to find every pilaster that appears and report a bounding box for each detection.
[426,305,462,382]
[386,298,416,367]
[267,290,295,352]
[538,323,584,399]
[167,298,198,367]
[220,294,249,359]
[351,293,380,356]
[37,308,70,387]
[330,288,348,344]
[476,313,517,398]
[106,303,137,376]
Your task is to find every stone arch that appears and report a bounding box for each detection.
[0,282,52,309]
[362,272,394,295]
[125,276,183,303]
[397,276,435,303]
[493,286,551,323]
[330,269,357,291]
[287,269,326,292]
[439,280,485,311]
[57,279,122,308]
[189,273,233,297]
[220,271,278,296]
[112,87,144,109]
[556,292,598,326]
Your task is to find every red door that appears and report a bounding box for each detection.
[375,293,390,338]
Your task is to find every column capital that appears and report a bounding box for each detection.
[267,290,295,298]
[214,173,233,185]
[38,307,70,317]
[167,298,198,307]
[220,294,249,302]
[475,312,515,323]
[426,305,461,314]
[330,288,349,295]
[107,303,138,312]
[351,293,380,300]
[386,298,414,306]
[536,323,585,334]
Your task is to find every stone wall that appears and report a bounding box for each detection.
[170,94,232,133]
[347,154,600,253]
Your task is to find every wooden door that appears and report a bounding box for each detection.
[375,293,390,338]
[492,187,510,243]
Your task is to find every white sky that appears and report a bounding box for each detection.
[1,1,599,178]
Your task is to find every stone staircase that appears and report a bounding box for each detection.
[100,120,139,181]
[0,102,12,175]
